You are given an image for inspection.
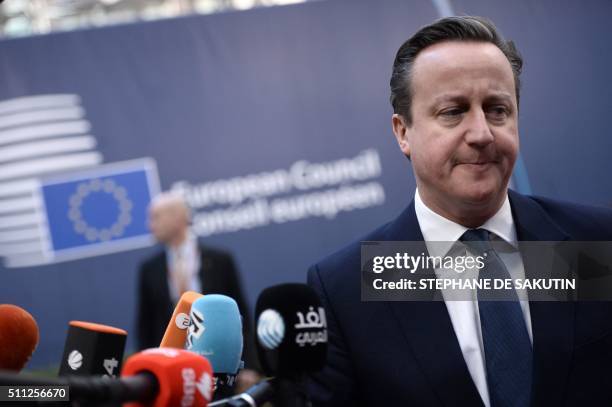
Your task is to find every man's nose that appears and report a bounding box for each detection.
[464,109,494,147]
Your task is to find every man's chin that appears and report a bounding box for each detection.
[456,186,506,208]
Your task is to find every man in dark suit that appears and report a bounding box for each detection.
[307,16,612,406]
[136,192,260,381]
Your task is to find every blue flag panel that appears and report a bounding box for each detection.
[41,160,158,259]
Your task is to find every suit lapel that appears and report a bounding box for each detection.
[384,192,577,406]
[197,245,214,293]
[385,202,484,406]
[196,245,205,290]
[508,190,574,407]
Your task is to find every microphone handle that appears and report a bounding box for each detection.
[0,369,158,404]
[209,380,274,407]
[213,373,237,400]
[68,372,158,403]
[274,377,311,407]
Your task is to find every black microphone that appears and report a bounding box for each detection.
[255,283,328,378]
[58,321,127,378]
[256,283,328,407]
[213,283,328,407]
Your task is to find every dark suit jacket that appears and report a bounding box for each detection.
[136,243,258,369]
[307,190,612,406]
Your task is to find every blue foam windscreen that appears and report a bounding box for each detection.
[185,294,243,375]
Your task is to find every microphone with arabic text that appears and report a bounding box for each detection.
[0,348,214,406]
[58,321,127,378]
[212,284,328,407]
[160,291,203,348]
[255,283,327,378]
[186,294,244,400]
[0,304,39,372]
[255,283,327,407]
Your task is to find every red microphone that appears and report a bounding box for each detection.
[123,348,214,407]
[0,348,214,406]
[0,304,39,371]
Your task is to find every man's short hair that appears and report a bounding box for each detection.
[389,16,523,124]
[150,191,192,223]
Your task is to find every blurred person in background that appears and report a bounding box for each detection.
[136,191,260,391]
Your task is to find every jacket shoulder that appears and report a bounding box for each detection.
[198,243,235,262]
[140,250,165,269]
[313,220,395,276]
[529,195,612,240]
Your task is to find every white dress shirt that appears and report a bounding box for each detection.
[166,233,202,302]
[414,189,533,407]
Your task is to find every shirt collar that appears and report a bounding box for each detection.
[414,188,517,257]
[168,232,198,260]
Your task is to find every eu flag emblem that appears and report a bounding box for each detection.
[40,158,159,261]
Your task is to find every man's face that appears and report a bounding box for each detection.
[148,203,181,244]
[393,41,519,224]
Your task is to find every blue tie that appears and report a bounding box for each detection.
[461,229,532,407]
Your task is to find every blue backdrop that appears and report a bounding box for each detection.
[0,0,610,368]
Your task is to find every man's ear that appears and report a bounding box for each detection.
[392,114,410,158]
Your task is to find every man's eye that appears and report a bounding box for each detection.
[440,108,464,117]
[486,105,509,120]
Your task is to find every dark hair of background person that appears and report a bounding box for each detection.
[390,15,523,124]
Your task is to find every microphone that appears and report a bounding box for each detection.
[255,283,328,407]
[186,294,244,399]
[255,283,327,378]
[0,348,214,406]
[208,380,274,407]
[123,348,214,407]
[160,291,203,348]
[214,284,328,407]
[0,304,39,371]
[58,321,127,377]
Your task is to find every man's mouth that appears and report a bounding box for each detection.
[465,161,493,165]
[457,161,497,169]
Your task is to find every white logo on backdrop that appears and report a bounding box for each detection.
[0,95,102,267]
[0,94,160,268]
